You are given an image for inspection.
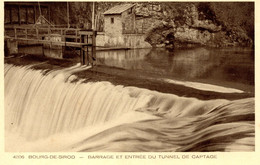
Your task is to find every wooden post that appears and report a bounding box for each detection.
[133,11,136,33]
[86,34,90,65]
[82,48,85,65]
[91,31,96,66]
[86,45,89,65]
[92,2,95,30]
[80,34,85,65]
[61,29,64,42]
[64,29,67,43]
[18,5,21,25]
[36,27,39,39]
[48,26,50,39]
[75,30,78,43]
[67,2,70,28]
[142,19,144,34]
[25,28,28,39]
[64,29,66,38]
[14,28,17,39]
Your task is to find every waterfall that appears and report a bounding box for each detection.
[4,64,254,152]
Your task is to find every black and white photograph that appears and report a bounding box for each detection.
[3,0,255,156]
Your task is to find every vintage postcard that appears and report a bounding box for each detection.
[1,0,259,164]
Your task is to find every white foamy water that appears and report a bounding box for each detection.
[4,64,254,152]
[162,78,244,93]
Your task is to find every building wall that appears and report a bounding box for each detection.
[102,7,151,48]
[121,8,135,33]
[96,32,151,48]
[122,34,151,48]
[104,7,136,35]
[96,32,105,46]
[104,15,122,37]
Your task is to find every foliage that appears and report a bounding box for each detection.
[209,2,254,40]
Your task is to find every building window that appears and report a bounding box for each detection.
[111,17,114,24]
[128,8,132,14]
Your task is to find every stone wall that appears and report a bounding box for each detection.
[104,15,122,37]
[122,9,135,33]
[123,34,152,48]
[96,32,105,47]
[96,32,151,48]
[102,7,151,48]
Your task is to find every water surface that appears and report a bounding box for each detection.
[96,47,254,93]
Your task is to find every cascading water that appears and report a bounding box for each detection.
[4,64,254,152]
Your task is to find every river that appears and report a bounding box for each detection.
[4,46,255,152]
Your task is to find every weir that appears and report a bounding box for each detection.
[4,64,255,152]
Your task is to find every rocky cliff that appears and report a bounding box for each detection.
[135,2,254,48]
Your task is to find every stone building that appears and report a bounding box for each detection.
[103,4,136,36]
[98,3,151,48]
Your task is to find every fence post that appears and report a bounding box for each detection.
[75,29,78,43]
[91,30,96,66]
[80,34,85,65]
[25,28,28,39]
[14,28,17,39]
[36,27,39,40]
[86,35,89,65]
[142,20,144,34]
[48,26,51,40]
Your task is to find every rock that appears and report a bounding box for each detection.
[192,20,222,32]
[142,3,253,48]
[174,27,211,45]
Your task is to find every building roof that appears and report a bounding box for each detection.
[103,4,135,15]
